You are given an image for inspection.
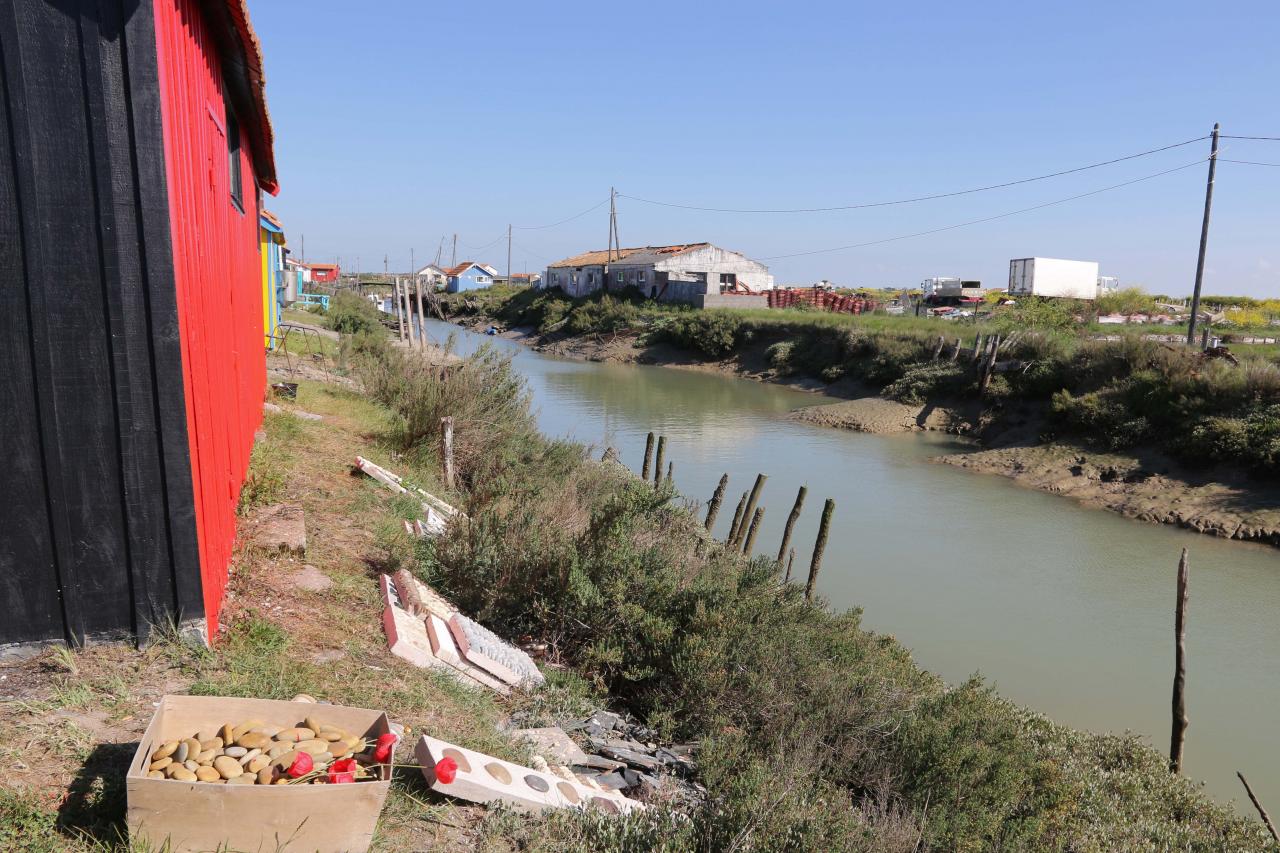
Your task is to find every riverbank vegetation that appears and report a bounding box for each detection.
[341,324,1269,851]
[444,286,1280,476]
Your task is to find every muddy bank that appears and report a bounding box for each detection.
[940,443,1280,547]
[456,317,1280,548]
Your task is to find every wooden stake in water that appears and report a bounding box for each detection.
[641,432,655,480]
[727,492,749,544]
[735,474,767,548]
[653,436,667,488]
[777,485,807,563]
[415,279,427,349]
[805,498,835,601]
[440,416,456,490]
[742,507,765,556]
[1237,771,1280,844]
[705,474,729,531]
[665,461,673,490]
[1170,548,1190,774]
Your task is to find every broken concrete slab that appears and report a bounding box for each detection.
[250,503,306,554]
[424,613,511,695]
[289,564,333,593]
[513,727,591,766]
[353,456,462,519]
[415,735,642,815]
[449,613,544,688]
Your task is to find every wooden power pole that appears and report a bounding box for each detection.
[451,233,457,268]
[1186,124,1219,347]
[507,224,512,287]
[1170,548,1190,773]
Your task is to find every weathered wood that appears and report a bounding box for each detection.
[440,416,456,490]
[777,485,808,563]
[1170,548,1189,773]
[393,280,405,340]
[978,334,1001,394]
[931,335,946,361]
[665,461,673,490]
[734,474,767,548]
[415,279,427,348]
[1237,771,1280,844]
[949,337,962,361]
[641,432,655,480]
[784,549,796,583]
[742,507,765,555]
[727,492,749,545]
[404,279,419,348]
[972,333,983,362]
[705,474,729,531]
[653,435,666,487]
[601,447,618,464]
[806,499,835,601]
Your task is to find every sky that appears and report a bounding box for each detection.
[252,0,1280,297]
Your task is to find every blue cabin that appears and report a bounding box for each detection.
[445,261,495,293]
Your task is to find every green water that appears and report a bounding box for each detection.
[423,318,1280,809]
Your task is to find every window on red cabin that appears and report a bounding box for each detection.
[226,102,243,212]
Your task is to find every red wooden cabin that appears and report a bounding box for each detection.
[309,263,342,283]
[1,0,278,649]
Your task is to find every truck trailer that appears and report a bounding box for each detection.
[1008,257,1099,300]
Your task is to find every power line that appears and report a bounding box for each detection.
[461,230,510,252]
[1220,135,1280,141]
[757,157,1208,261]
[514,197,611,230]
[1219,158,1280,167]
[618,136,1209,214]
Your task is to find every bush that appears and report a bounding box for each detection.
[565,296,641,335]
[326,290,382,335]
[882,363,971,405]
[655,312,743,358]
[765,339,797,373]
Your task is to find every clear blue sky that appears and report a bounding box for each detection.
[253,0,1280,297]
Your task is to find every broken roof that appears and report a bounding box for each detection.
[547,243,710,268]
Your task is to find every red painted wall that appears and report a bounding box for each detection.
[153,0,266,639]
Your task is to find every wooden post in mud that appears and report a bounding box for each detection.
[972,333,982,361]
[784,548,796,583]
[949,338,962,361]
[742,507,765,556]
[653,436,667,488]
[1170,548,1190,774]
[932,335,945,361]
[403,280,418,348]
[665,461,673,490]
[641,433,655,480]
[1237,772,1280,844]
[727,492,749,544]
[734,474,767,548]
[394,279,406,340]
[601,447,619,464]
[777,485,807,563]
[979,334,1000,394]
[415,279,427,348]
[705,474,729,531]
[805,498,835,601]
[440,416,456,489]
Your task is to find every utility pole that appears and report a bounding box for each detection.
[410,248,415,278]
[384,254,388,278]
[612,187,620,256]
[507,224,512,287]
[300,234,305,263]
[451,233,457,267]
[1186,123,1219,347]
[605,187,616,289]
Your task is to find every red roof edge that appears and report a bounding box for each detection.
[222,0,278,195]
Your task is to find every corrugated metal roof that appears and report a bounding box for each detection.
[547,243,709,268]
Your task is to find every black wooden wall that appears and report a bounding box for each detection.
[0,0,204,647]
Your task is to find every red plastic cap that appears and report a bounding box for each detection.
[373,732,398,763]
[287,752,314,778]
[328,757,358,784]
[434,757,458,784]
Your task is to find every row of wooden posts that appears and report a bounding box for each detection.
[393,277,444,349]
[929,331,1013,395]
[638,432,835,601]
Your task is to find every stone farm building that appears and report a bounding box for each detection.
[543,243,774,306]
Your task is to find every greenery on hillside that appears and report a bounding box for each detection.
[344,329,1271,851]
[444,286,1280,475]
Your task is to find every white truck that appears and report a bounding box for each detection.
[1008,257,1099,300]
[921,277,983,303]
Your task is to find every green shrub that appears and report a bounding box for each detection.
[566,296,640,335]
[655,312,744,358]
[327,290,382,335]
[882,363,971,405]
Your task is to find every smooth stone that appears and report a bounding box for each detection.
[272,751,298,770]
[238,748,263,765]
[148,757,173,772]
[304,716,324,735]
[236,732,270,750]
[257,767,275,785]
[291,693,317,703]
[196,749,218,764]
[263,725,283,737]
[183,738,201,759]
[183,760,198,772]
[267,744,289,758]
[147,770,164,779]
[174,742,189,763]
[327,742,351,758]
[151,741,178,761]
[315,752,333,763]
[196,729,218,742]
[227,775,255,785]
[247,756,269,773]
[170,767,197,782]
[195,766,221,782]
[224,746,248,758]
[319,730,343,742]
[295,739,328,754]
[275,727,313,742]
[200,737,223,751]
[213,756,243,779]
[219,723,236,743]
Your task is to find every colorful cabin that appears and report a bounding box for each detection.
[260,211,286,348]
[1,0,278,649]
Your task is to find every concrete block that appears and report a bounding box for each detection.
[426,614,511,695]
[449,613,544,687]
[415,735,641,815]
[250,504,306,554]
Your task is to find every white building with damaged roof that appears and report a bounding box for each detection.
[542,243,774,306]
